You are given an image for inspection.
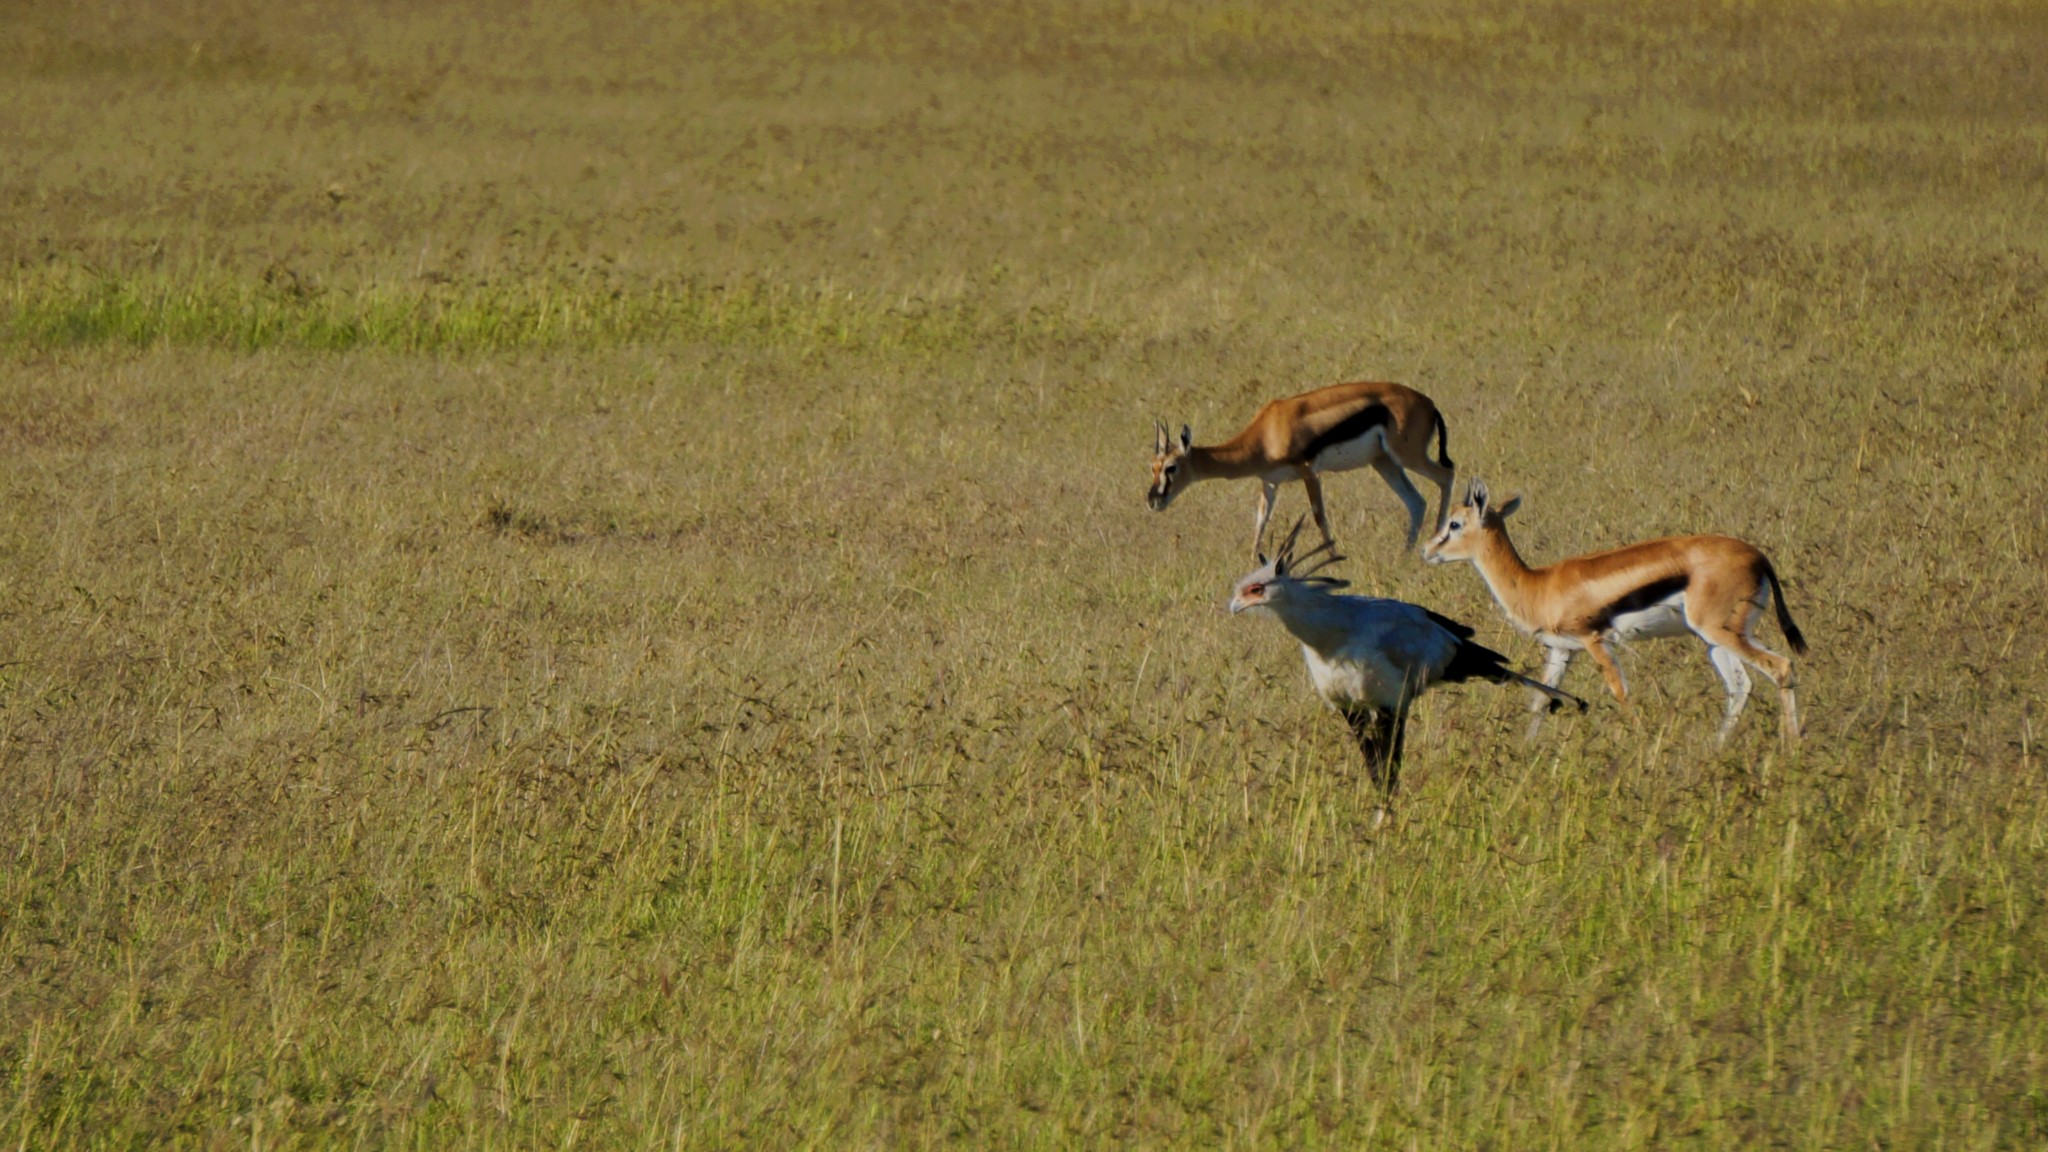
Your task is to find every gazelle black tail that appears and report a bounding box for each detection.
[1757,557,1808,654]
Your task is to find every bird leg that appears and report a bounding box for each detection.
[1342,708,1381,784]
[1344,707,1401,795]
[1385,704,1410,794]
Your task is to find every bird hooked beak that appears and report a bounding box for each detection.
[1228,582,1270,615]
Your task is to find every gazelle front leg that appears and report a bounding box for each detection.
[1580,633,1630,704]
[1251,480,1280,554]
[1294,466,1335,547]
[1525,645,1575,741]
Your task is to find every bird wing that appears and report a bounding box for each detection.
[1420,607,1476,641]
[1381,616,1462,682]
[1329,598,1462,683]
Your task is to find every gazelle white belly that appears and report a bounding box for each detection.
[1534,593,1691,650]
[1609,594,1691,641]
[1309,432,1388,474]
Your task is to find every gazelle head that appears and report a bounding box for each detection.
[1230,517,1349,614]
[1422,479,1520,565]
[1146,421,1194,511]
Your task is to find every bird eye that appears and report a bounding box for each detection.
[1244,583,1265,597]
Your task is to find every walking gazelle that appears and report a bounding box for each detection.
[1147,381,1456,555]
[1421,481,1808,744]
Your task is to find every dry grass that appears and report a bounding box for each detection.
[4,0,2048,1146]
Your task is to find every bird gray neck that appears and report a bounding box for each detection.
[1265,593,1353,654]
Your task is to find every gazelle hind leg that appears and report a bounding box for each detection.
[1409,454,1456,537]
[1706,645,1753,746]
[1369,454,1430,548]
[1691,598,1801,744]
[1758,589,1804,742]
[1526,646,1574,742]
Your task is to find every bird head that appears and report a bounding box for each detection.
[1229,518,1349,614]
[1228,555,1286,615]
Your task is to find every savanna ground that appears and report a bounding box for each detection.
[4,0,2047,1146]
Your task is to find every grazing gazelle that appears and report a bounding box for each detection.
[1421,481,1808,745]
[1231,519,1584,798]
[1147,380,1455,554]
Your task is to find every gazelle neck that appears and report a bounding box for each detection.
[1187,436,1268,481]
[1469,523,1540,625]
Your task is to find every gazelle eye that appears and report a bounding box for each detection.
[1449,519,1463,530]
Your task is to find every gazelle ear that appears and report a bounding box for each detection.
[1497,494,1522,519]
[1467,479,1490,513]
[1179,425,1192,452]
[1154,420,1168,453]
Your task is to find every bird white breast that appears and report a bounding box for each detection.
[1301,644,1413,711]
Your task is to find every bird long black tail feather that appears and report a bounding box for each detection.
[1442,639,1588,711]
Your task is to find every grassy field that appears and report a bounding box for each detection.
[5,0,2048,1146]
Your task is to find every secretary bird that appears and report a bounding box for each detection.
[1229,520,1586,796]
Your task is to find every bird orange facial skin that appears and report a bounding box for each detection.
[1229,582,1268,613]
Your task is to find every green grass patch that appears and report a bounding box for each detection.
[2,266,1099,356]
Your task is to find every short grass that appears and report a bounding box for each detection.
[4,0,2047,1146]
